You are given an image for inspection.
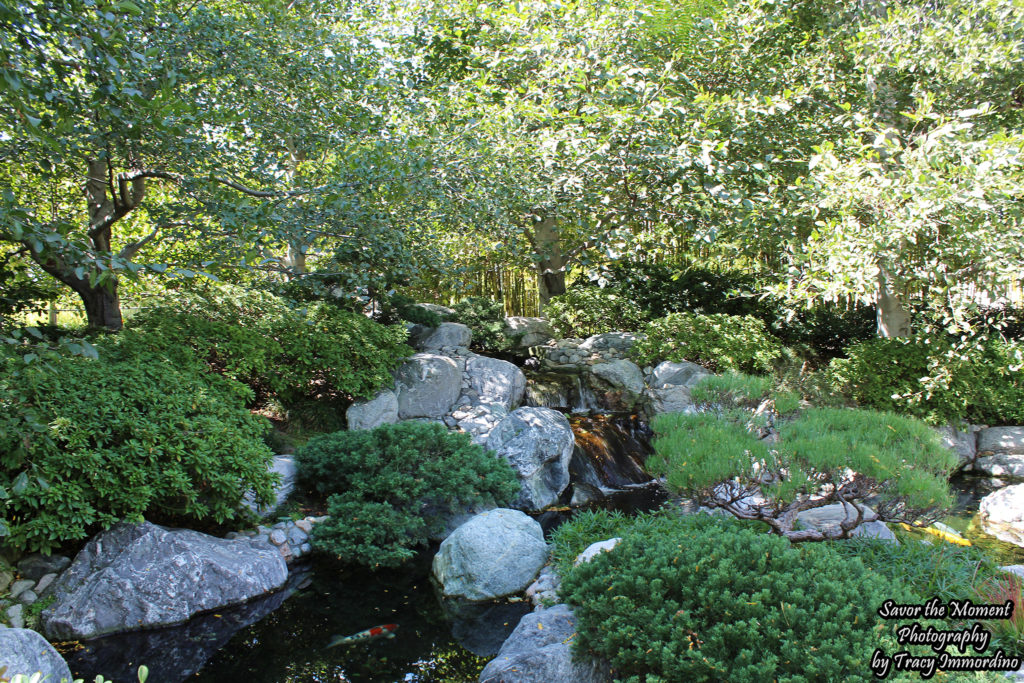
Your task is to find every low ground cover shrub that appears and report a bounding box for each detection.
[295,421,518,568]
[129,284,411,406]
[544,288,648,338]
[560,514,922,682]
[0,340,276,553]
[630,312,782,374]
[829,335,1024,425]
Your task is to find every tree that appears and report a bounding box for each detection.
[0,0,421,329]
[649,405,958,542]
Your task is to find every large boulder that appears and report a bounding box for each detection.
[0,628,73,682]
[478,605,612,683]
[644,360,711,416]
[978,427,1024,457]
[466,356,527,410]
[241,455,297,518]
[980,484,1024,547]
[974,454,1024,479]
[346,389,399,431]
[935,424,979,469]
[394,353,462,419]
[487,407,575,510]
[504,317,554,348]
[589,359,645,411]
[433,509,548,602]
[41,521,288,640]
[416,322,473,351]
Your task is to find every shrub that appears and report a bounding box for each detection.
[129,285,411,406]
[548,508,632,574]
[829,335,1024,425]
[603,261,762,319]
[383,293,446,327]
[630,312,782,374]
[450,296,515,353]
[649,408,957,541]
[544,288,648,338]
[560,514,919,682]
[690,372,773,409]
[295,422,518,567]
[767,303,877,361]
[974,573,1024,655]
[0,341,276,553]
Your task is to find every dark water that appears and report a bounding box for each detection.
[62,551,521,683]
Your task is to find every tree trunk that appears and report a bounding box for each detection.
[284,242,307,275]
[530,215,568,305]
[877,265,910,338]
[76,280,123,331]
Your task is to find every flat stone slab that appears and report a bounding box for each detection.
[978,427,1024,457]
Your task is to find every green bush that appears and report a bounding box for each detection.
[689,372,772,409]
[829,335,1024,425]
[450,296,514,353]
[630,312,782,374]
[129,285,411,406]
[767,303,877,361]
[548,508,632,574]
[544,288,648,338]
[383,293,447,327]
[603,261,762,319]
[560,514,918,682]
[295,422,518,567]
[0,340,276,553]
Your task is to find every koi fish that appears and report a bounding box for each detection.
[327,623,398,648]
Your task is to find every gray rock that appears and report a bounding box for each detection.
[978,427,1024,457]
[574,538,621,566]
[417,322,473,351]
[41,521,288,640]
[414,303,456,318]
[980,484,1024,547]
[0,567,12,594]
[450,600,533,657]
[589,359,645,410]
[504,317,554,348]
[478,605,611,683]
[242,455,297,518]
[269,529,287,545]
[935,425,979,468]
[34,573,57,595]
[5,604,24,629]
[394,354,462,419]
[487,407,576,511]
[346,389,400,431]
[796,503,896,542]
[16,590,38,605]
[974,454,1024,479]
[16,554,71,582]
[649,360,711,389]
[578,332,639,353]
[466,356,527,410]
[0,628,72,682]
[433,509,548,602]
[9,579,35,600]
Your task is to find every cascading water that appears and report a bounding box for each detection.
[523,371,600,413]
[568,413,656,504]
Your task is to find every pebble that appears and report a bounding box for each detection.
[9,579,34,600]
[34,573,57,594]
[269,529,287,546]
[16,590,37,605]
[6,604,24,629]
[295,519,313,533]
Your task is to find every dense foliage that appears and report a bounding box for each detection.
[450,297,515,353]
[0,340,275,553]
[630,312,781,374]
[295,422,518,567]
[544,288,647,338]
[650,408,957,540]
[830,335,1024,425]
[560,514,918,682]
[129,285,411,406]
[601,262,761,320]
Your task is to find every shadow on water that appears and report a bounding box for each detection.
[63,551,506,683]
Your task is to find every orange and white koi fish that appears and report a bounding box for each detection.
[327,623,399,648]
